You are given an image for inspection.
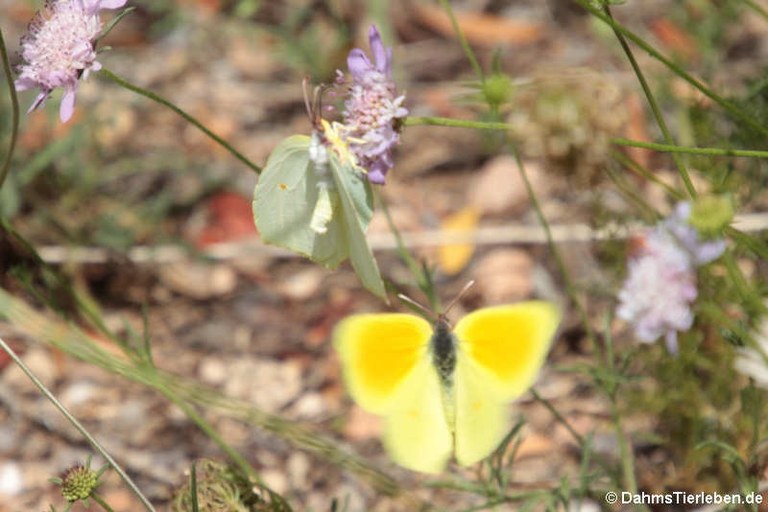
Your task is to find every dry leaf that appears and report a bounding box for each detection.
[412,4,543,47]
[437,206,480,276]
[649,18,698,60]
[195,191,257,247]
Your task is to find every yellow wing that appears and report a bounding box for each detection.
[333,313,453,473]
[453,302,560,466]
[381,355,453,473]
[334,313,432,413]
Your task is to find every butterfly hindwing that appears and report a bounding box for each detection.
[382,356,453,474]
[329,154,386,299]
[453,302,560,465]
[454,353,512,466]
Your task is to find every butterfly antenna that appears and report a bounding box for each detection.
[444,280,475,315]
[303,78,331,134]
[397,293,435,321]
[302,76,318,125]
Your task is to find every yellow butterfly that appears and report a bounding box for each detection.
[333,298,560,473]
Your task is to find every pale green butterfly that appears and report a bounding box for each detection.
[252,113,386,300]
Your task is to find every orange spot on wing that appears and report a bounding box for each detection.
[278,183,288,190]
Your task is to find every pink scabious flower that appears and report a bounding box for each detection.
[340,25,408,185]
[616,202,726,354]
[15,0,127,123]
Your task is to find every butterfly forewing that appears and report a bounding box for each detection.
[454,302,560,401]
[328,152,386,299]
[334,313,433,413]
[252,135,348,268]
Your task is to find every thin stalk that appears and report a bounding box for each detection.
[0,336,156,512]
[611,398,639,498]
[377,190,439,310]
[602,5,695,198]
[406,116,510,130]
[610,149,684,200]
[743,0,768,20]
[164,393,262,485]
[612,138,768,159]
[411,117,768,161]
[727,226,768,262]
[604,164,659,219]
[574,0,768,139]
[0,28,20,190]
[437,0,485,83]
[722,250,766,315]
[530,389,584,447]
[91,494,117,512]
[603,323,639,498]
[100,68,261,175]
[508,142,596,345]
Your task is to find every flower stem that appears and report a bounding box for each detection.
[0,336,156,512]
[0,28,20,190]
[612,138,768,159]
[410,115,768,163]
[742,0,768,20]
[602,323,639,498]
[100,68,261,175]
[162,390,263,486]
[405,115,510,130]
[530,389,584,446]
[602,5,695,198]
[438,0,485,84]
[377,190,439,310]
[91,493,117,512]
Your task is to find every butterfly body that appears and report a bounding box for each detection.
[334,302,560,473]
[431,317,457,388]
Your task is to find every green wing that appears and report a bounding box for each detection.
[329,154,386,300]
[252,135,347,268]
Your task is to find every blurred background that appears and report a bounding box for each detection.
[2,0,768,510]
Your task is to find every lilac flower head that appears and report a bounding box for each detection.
[15,0,127,123]
[340,25,408,184]
[616,202,726,354]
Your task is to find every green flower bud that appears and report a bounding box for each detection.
[483,73,513,108]
[689,194,734,234]
[61,464,98,502]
